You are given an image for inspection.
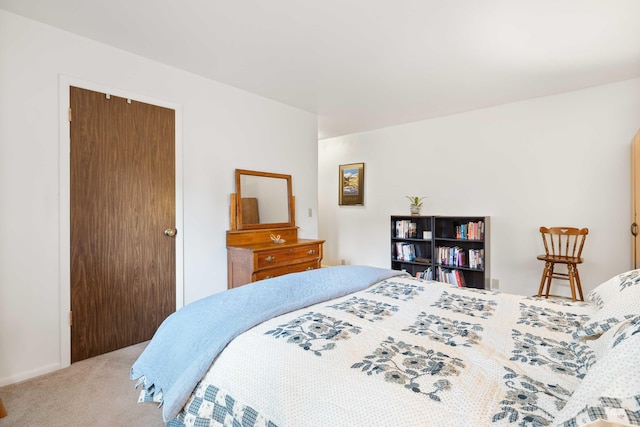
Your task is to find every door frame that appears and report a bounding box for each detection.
[58,75,185,368]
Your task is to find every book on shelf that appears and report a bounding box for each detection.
[414,245,423,259]
[435,246,484,270]
[436,246,466,267]
[395,220,408,238]
[394,242,416,262]
[402,243,416,261]
[415,266,434,281]
[435,266,466,287]
[395,220,419,238]
[468,248,484,269]
[455,220,485,240]
[455,270,466,287]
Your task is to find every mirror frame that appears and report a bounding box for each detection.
[235,169,294,230]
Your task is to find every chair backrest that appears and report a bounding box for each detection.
[539,226,589,260]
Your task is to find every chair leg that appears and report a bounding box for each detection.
[544,263,555,298]
[574,266,584,301]
[537,262,549,297]
[567,264,577,301]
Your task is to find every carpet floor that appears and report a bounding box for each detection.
[0,341,165,427]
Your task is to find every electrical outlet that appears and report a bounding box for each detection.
[308,208,312,217]
[492,279,499,289]
[341,259,346,265]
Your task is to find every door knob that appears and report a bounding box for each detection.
[164,228,177,237]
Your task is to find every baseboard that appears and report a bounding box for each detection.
[0,362,61,387]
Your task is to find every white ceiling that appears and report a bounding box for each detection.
[2,0,640,139]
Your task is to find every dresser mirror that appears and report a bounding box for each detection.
[235,169,294,230]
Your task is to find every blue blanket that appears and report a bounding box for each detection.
[130,265,404,422]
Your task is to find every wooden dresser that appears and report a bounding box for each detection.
[227,169,325,289]
[227,226,324,289]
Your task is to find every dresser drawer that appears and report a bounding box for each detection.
[256,243,322,269]
[227,237,325,289]
[253,260,321,281]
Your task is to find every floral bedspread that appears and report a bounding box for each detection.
[168,275,597,427]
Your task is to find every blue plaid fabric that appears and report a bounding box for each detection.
[168,385,278,427]
[573,316,634,339]
[559,395,640,427]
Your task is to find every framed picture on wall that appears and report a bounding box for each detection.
[339,162,364,206]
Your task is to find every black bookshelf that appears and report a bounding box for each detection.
[391,216,433,277]
[391,215,489,289]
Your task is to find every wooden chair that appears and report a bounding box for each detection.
[537,226,588,301]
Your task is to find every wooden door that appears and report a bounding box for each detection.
[70,87,176,363]
[633,129,640,269]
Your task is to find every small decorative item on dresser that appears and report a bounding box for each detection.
[270,234,286,244]
[406,196,425,216]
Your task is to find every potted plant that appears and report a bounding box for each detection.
[406,196,425,215]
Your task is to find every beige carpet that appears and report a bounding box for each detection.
[0,341,166,427]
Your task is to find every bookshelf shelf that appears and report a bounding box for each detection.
[435,237,484,243]
[391,215,490,289]
[435,264,484,271]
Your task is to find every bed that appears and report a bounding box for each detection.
[131,265,640,426]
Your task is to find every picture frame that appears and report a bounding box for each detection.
[338,162,364,206]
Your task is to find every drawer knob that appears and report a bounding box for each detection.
[264,275,274,279]
[265,255,276,262]
[307,249,316,255]
[306,266,314,271]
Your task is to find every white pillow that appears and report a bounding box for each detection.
[587,270,640,309]
[553,318,640,427]
[574,270,640,339]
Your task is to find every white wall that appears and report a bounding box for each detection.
[0,10,318,385]
[319,78,640,297]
